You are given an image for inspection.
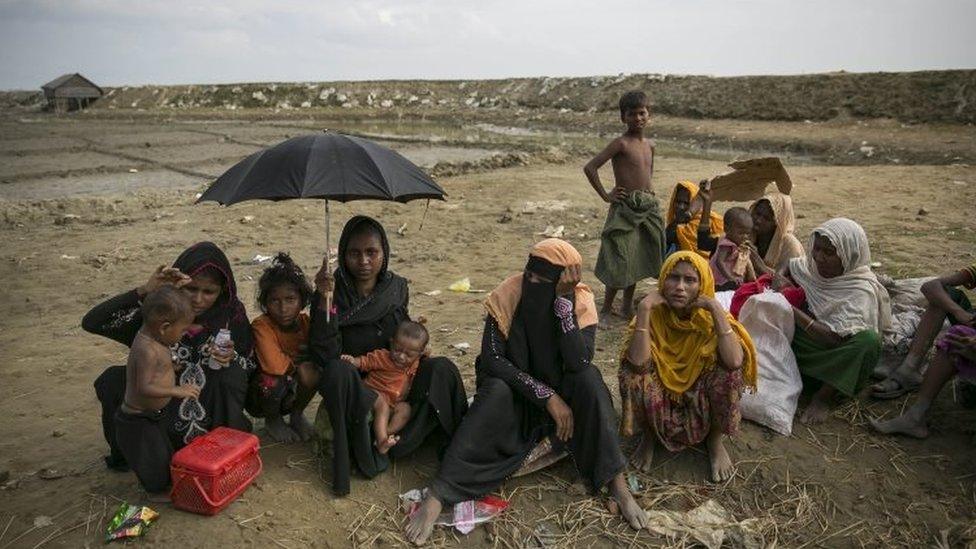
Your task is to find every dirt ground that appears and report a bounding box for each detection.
[1,109,975,548]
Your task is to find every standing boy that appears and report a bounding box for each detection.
[584,91,665,321]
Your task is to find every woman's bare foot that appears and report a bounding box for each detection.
[869,414,929,439]
[377,435,399,454]
[799,386,834,425]
[289,412,315,442]
[798,398,831,425]
[630,434,655,473]
[706,430,735,482]
[405,493,442,545]
[266,415,300,443]
[609,474,648,530]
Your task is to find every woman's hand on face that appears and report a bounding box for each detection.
[692,295,720,313]
[209,340,235,367]
[555,264,581,296]
[141,265,191,296]
[545,394,574,442]
[637,289,665,312]
[314,257,335,298]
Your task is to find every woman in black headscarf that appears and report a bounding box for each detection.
[84,242,255,468]
[309,216,467,496]
[404,239,648,545]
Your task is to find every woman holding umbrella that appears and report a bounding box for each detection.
[309,216,468,496]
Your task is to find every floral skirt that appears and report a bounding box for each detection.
[619,361,743,452]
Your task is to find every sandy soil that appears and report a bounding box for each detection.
[0,110,975,548]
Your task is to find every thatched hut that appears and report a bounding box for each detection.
[41,73,103,112]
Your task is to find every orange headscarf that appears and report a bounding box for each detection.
[485,238,598,338]
[666,181,724,258]
[622,251,756,399]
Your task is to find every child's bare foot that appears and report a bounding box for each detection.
[609,474,648,530]
[869,414,929,439]
[707,430,735,482]
[289,412,315,442]
[405,493,442,545]
[377,435,399,454]
[266,415,300,443]
[630,434,655,473]
[798,399,830,425]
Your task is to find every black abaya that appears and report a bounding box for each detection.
[431,317,624,505]
[309,216,468,496]
[426,251,626,506]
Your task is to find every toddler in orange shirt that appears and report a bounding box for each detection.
[342,320,428,453]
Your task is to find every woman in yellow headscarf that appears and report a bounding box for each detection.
[665,180,724,258]
[618,251,756,482]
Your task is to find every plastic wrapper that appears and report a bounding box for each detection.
[105,503,159,542]
[400,489,508,535]
[448,278,471,292]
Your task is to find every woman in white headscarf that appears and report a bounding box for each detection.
[779,218,891,424]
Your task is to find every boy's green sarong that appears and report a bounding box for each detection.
[594,190,665,288]
[792,329,881,397]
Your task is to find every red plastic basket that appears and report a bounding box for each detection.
[170,427,262,516]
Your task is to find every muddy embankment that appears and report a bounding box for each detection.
[6,70,976,123]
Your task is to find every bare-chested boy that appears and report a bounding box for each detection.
[584,91,665,323]
[115,286,200,498]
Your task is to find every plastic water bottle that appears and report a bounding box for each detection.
[208,328,232,370]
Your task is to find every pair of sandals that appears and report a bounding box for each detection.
[870,360,923,399]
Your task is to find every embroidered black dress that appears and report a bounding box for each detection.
[84,242,256,468]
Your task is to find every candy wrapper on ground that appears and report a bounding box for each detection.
[105,503,159,542]
[400,489,509,535]
[448,277,471,292]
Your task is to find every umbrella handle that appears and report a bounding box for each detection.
[325,200,331,322]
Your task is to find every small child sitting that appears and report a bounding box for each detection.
[341,320,428,454]
[710,207,755,291]
[116,286,200,498]
[247,253,318,443]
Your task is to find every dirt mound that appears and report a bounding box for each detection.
[4,70,972,124]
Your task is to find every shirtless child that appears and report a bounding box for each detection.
[341,320,427,454]
[115,286,200,498]
[585,91,665,323]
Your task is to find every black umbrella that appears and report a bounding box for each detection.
[197,131,447,317]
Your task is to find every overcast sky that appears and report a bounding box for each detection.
[1,0,974,90]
